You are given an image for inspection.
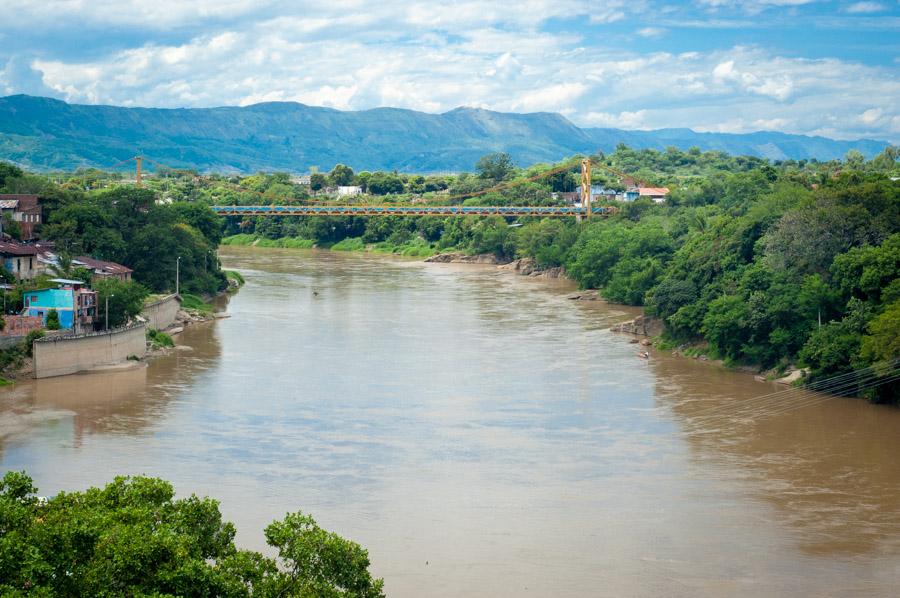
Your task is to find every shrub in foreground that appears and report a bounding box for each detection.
[0,471,385,597]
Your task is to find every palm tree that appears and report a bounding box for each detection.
[48,252,77,279]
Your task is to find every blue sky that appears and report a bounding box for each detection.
[1,0,898,141]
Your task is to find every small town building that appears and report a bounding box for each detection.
[75,256,133,282]
[336,185,363,197]
[291,174,312,186]
[0,241,40,280]
[0,194,42,239]
[618,189,640,202]
[24,279,97,332]
[638,187,670,203]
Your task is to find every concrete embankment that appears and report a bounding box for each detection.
[142,294,182,331]
[32,324,147,379]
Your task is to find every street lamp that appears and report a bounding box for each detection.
[105,294,114,331]
[176,256,181,296]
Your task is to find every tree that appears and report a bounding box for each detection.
[310,173,327,192]
[861,299,900,365]
[328,164,355,187]
[1,213,21,240]
[0,472,385,597]
[45,308,60,330]
[475,153,515,182]
[94,278,149,328]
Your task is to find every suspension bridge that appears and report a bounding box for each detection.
[119,156,623,219]
[209,204,615,217]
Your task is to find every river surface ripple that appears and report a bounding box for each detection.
[2,246,900,597]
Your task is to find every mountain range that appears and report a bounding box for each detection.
[0,94,890,173]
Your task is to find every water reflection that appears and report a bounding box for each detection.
[0,319,222,458]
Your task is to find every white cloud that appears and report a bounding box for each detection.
[845,2,886,14]
[2,1,897,142]
[637,27,665,37]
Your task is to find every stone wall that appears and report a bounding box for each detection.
[142,294,181,331]
[609,315,664,337]
[33,323,147,379]
[1,315,44,337]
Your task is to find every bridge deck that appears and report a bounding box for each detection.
[211,205,614,217]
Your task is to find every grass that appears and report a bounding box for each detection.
[372,238,437,257]
[0,377,13,386]
[180,293,213,314]
[221,233,436,257]
[224,270,245,285]
[221,234,315,249]
[146,329,175,348]
[220,233,258,246]
[330,237,365,251]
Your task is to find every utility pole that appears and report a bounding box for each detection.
[105,294,114,331]
[176,256,181,296]
[581,158,592,219]
[135,156,143,188]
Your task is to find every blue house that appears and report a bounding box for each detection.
[23,279,97,332]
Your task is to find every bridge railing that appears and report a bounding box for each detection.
[210,205,617,218]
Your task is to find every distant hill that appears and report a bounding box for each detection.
[0,94,889,173]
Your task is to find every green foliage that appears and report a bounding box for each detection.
[147,328,175,348]
[45,187,226,295]
[24,329,45,357]
[225,270,246,285]
[331,237,365,251]
[476,152,515,182]
[180,293,213,314]
[329,164,355,186]
[310,173,327,192]
[0,471,385,597]
[95,278,150,328]
[861,300,900,365]
[45,308,60,330]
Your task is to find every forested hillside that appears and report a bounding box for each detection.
[0,94,889,172]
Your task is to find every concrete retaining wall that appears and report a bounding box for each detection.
[142,294,181,331]
[33,323,147,379]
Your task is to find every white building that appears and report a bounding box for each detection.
[337,186,363,197]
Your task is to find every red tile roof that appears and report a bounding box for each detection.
[638,187,670,196]
[0,241,38,256]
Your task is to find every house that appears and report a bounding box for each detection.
[0,194,42,239]
[638,187,670,203]
[0,241,40,280]
[590,185,618,202]
[291,175,312,186]
[336,185,363,197]
[74,256,133,282]
[23,279,97,333]
[617,189,640,202]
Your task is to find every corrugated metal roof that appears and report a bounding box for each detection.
[0,200,18,209]
[75,255,133,274]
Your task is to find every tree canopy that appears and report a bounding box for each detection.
[0,471,385,597]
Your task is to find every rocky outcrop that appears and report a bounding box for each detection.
[609,315,664,337]
[498,257,567,279]
[566,290,603,301]
[425,253,506,264]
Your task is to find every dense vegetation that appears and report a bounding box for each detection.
[0,471,384,597]
[2,143,898,400]
[0,162,225,297]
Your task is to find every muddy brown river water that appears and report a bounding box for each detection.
[2,246,900,596]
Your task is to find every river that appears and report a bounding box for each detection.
[2,246,899,597]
